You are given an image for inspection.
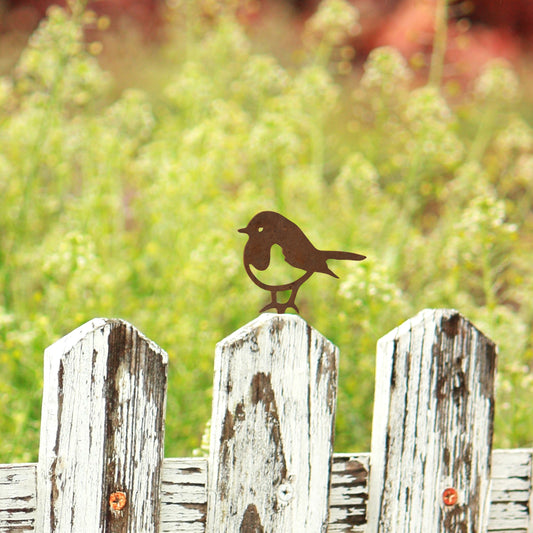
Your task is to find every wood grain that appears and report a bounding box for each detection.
[2,451,531,531]
[206,313,338,532]
[35,318,168,533]
[1,310,530,532]
[367,309,497,533]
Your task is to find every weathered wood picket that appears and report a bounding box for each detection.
[0,309,532,532]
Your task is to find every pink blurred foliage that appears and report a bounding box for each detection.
[1,0,163,36]
[1,0,532,82]
[352,0,526,81]
[242,0,532,83]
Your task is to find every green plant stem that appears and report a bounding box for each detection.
[482,247,496,311]
[469,105,499,162]
[429,0,448,87]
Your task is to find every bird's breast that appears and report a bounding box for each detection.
[248,244,307,287]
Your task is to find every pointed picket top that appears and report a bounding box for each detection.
[367,308,497,533]
[206,313,338,532]
[36,318,168,533]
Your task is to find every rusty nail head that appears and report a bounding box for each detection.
[109,491,127,511]
[442,487,458,506]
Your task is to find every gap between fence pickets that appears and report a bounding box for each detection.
[1,449,531,532]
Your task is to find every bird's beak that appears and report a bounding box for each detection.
[238,227,248,234]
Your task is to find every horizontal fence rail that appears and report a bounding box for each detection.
[1,450,532,532]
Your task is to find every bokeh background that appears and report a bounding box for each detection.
[1,0,532,462]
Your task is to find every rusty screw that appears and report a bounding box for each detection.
[109,491,127,511]
[442,487,458,506]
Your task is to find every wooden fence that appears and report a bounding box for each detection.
[0,309,531,532]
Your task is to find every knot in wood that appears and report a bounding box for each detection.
[276,482,294,506]
[109,491,127,511]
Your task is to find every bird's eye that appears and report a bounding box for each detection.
[258,226,264,232]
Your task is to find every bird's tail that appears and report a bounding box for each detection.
[325,250,366,262]
[320,250,366,278]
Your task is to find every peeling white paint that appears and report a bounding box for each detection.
[2,451,531,531]
[367,309,497,533]
[34,318,167,533]
[1,311,530,532]
[206,313,338,533]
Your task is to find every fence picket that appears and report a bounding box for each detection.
[206,313,338,532]
[35,318,168,532]
[367,309,497,533]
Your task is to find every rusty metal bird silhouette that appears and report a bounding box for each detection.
[238,211,366,314]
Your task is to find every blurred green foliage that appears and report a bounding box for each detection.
[1,0,533,462]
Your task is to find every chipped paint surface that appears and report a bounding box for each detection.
[2,450,532,531]
[206,313,339,532]
[1,310,531,532]
[367,309,497,533]
[35,319,168,533]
